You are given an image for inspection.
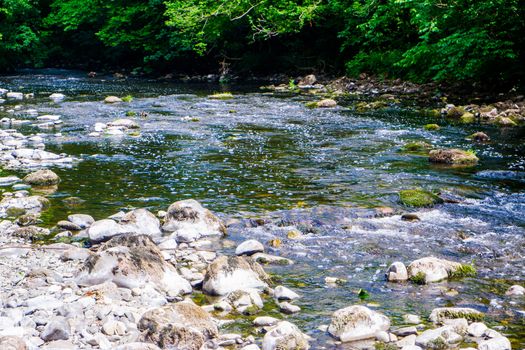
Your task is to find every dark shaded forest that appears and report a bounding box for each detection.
[1,0,524,89]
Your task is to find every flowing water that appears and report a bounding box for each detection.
[1,69,524,347]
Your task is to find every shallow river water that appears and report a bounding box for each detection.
[1,69,524,347]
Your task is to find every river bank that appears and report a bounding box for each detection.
[0,70,524,349]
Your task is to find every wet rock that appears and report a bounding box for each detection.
[401,213,420,222]
[119,208,161,241]
[67,214,94,229]
[56,220,81,231]
[0,336,27,349]
[429,149,479,165]
[399,189,443,207]
[262,321,309,350]
[6,92,23,100]
[162,199,226,242]
[478,337,511,350]
[107,119,139,129]
[40,317,70,341]
[87,219,125,242]
[104,96,122,103]
[429,307,484,324]
[316,99,337,108]
[76,235,192,295]
[138,301,218,349]
[278,302,301,314]
[469,132,490,142]
[49,93,65,102]
[252,253,293,265]
[505,284,525,296]
[299,75,317,86]
[202,256,270,295]
[274,286,300,301]
[495,116,517,127]
[254,316,279,327]
[236,239,264,256]
[328,305,390,342]
[386,262,408,282]
[407,257,470,284]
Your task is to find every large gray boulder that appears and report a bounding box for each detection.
[162,199,226,242]
[76,235,191,296]
[0,195,49,218]
[328,305,390,342]
[138,301,218,350]
[202,256,269,296]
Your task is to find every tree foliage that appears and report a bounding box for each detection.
[0,0,523,87]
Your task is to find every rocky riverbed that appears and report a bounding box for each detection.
[0,70,524,349]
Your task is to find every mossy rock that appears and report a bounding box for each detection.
[424,124,441,131]
[467,132,490,142]
[208,92,234,100]
[402,141,433,153]
[6,207,27,217]
[399,189,443,207]
[126,111,137,117]
[446,106,466,119]
[495,116,517,127]
[429,149,478,165]
[121,95,133,102]
[423,109,441,118]
[305,101,318,109]
[460,112,476,123]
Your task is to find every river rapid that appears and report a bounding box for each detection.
[0,69,524,348]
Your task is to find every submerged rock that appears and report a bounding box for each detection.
[262,321,309,350]
[429,149,479,165]
[162,199,226,242]
[138,301,218,350]
[76,235,192,295]
[23,169,60,186]
[328,305,390,342]
[202,256,269,296]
